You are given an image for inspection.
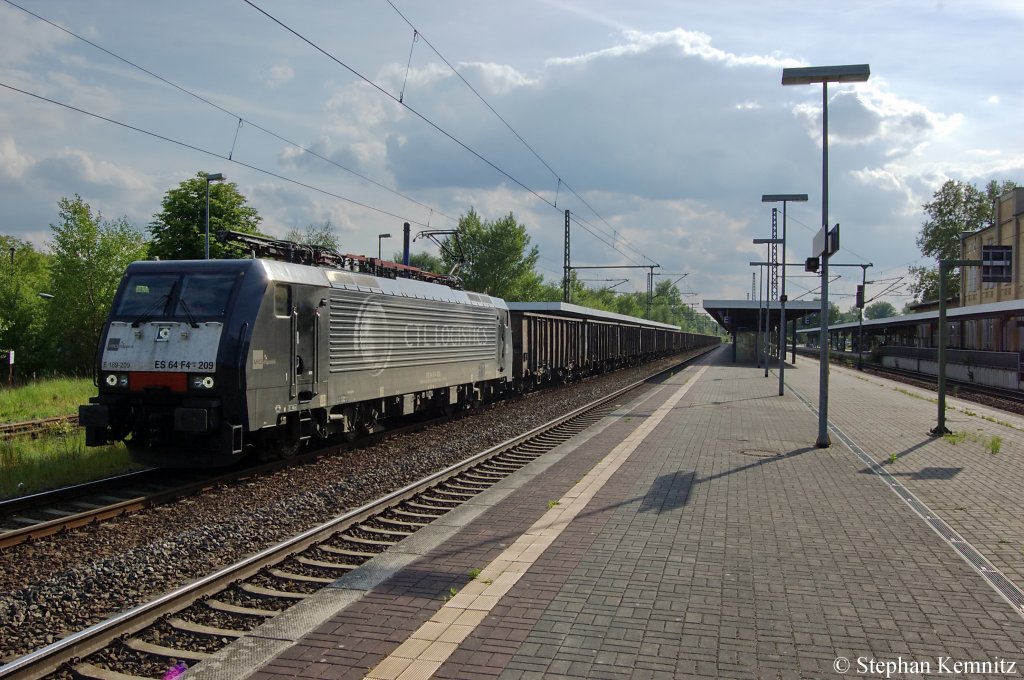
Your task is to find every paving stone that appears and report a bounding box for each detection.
[189,351,1024,680]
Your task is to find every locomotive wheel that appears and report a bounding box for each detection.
[278,437,303,459]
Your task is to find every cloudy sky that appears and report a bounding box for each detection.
[2,1,1022,314]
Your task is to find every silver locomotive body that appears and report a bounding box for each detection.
[80,258,512,466]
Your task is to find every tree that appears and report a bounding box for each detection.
[402,250,446,275]
[864,301,896,320]
[0,238,52,380]
[46,196,149,374]
[149,172,262,260]
[803,302,841,327]
[440,210,545,301]
[284,220,340,251]
[911,179,1015,301]
[838,306,860,324]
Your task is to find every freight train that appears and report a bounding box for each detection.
[79,232,718,467]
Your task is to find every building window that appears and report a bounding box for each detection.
[982,318,995,350]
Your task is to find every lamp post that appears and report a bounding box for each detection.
[782,63,870,448]
[378,233,391,260]
[205,172,225,260]
[761,194,808,396]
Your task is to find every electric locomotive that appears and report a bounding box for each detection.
[80,235,513,467]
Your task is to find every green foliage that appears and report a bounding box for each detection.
[911,179,1015,301]
[0,237,52,377]
[0,433,140,500]
[839,306,860,324]
[801,302,842,328]
[283,220,340,251]
[46,196,148,374]
[148,171,262,260]
[864,301,897,320]
[441,209,546,301]
[0,378,95,421]
[403,250,446,275]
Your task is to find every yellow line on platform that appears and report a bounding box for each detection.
[365,365,710,680]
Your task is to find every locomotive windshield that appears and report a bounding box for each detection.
[115,272,237,320]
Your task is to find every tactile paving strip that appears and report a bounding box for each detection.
[789,383,1024,619]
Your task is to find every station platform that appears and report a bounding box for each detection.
[190,346,1024,679]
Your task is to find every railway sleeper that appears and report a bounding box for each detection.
[318,543,377,559]
[167,616,246,639]
[123,635,211,661]
[443,481,487,493]
[356,523,415,537]
[296,555,358,571]
[388,508,439,521]
[374,515,430,529]
[432,487,477,499]
[462,471,504,482]
[239,582,309,600]
[342,531,399,545]
[73,661,162,680]
[417,492,464,504]
[402,499,452,513]
[269,568,336,584]
[205,599,277,618]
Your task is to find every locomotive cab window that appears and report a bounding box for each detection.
[274,284,292,317]
[176,274,236,318]
[114,272,237,320]
[114,274,178,317]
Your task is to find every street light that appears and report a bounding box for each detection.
[378,233,391,260]
[782,63,870,448]
[205,172,226,260]
[762,194,808,396]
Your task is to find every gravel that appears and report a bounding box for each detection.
[0,357,688,663]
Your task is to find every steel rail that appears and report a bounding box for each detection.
[0,346,716,679]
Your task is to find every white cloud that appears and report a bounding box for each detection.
[33,147,149,191]
[0,4,72,67]
[546,28,802,70]
[262,63,294,88]
[0,138,33,179]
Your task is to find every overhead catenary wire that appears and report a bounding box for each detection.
[0,82,435,229]
[383,0,654,267]
[244,0,653,269]
[11,0,655,284]
[3,0,460,227]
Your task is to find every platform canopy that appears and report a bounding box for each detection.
[702,299,821,335]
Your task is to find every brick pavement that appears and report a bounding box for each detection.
[190,347,1024,680]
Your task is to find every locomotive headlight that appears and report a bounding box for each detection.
[104,373,129,388]
[190,374,215,390]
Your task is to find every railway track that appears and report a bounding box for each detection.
[792,347,1024,415]
[0,416,77,440]
[0,468,246,550]
[0,347,717,678]
[0,411,463,549]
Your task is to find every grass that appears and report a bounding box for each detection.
[0,378,144,499]
[0,426,143,499]
[0,378,95,422]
